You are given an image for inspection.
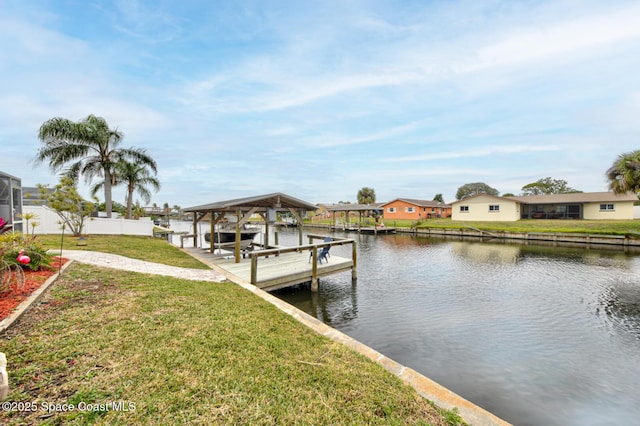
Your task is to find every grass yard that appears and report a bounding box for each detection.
[34,234,209,269]
[0,238,465,425]
[380,218,640,235]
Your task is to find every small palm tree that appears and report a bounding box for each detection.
[606,150,640,196]
[92,159,160,219]
[357,187,376,204]
[18,212,38,236]
[35,114,157,218]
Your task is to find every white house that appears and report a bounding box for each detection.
[452,192,638,222]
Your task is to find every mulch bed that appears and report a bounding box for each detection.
[0,258,68,321]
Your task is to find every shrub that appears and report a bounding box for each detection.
[0,233,54,273]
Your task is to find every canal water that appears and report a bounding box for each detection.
[270,228,640,426]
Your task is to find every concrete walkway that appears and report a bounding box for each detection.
[50,250,227,282]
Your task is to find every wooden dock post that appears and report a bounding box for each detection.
[311,246,319,292]
[250,255,258,284]
[352,240,358,281]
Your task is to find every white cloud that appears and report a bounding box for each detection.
[384,144,561,163]
[461,4,640,73]
[1,0,640,207]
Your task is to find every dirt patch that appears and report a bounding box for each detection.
[0,274,122,339]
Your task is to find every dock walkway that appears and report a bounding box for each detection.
[184,234,357,292]
[328,225,396,235]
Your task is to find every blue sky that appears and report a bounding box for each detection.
[1,0,640,208]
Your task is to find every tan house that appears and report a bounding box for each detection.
[452,192,638,222]
[381,198,452,221]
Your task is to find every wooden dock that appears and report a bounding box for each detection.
[185,234,357,292]
[329,225,396,235]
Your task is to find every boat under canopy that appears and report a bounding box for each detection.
[204,226,260,251]
[183,192,319,263]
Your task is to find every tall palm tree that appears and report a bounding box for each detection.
[35,114,156,217]
[93,159,160,219]
[606,150,640,196]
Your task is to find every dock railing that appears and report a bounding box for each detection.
[248,234,357,290]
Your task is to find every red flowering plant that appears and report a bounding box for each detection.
[0,217,9,235]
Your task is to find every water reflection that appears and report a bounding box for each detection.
[273,229,640,426]
[274,279,359,328]
[449,241,522,264]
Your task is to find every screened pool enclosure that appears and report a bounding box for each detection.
[0,171,23,232]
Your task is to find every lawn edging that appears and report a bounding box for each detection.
[0,260,74,334]
[199,254,511,426]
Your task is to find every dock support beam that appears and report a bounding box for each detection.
[311,246,319,292]
[352,240,358,281]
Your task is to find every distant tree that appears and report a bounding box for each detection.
[433,193,444,203]
[521,177,581,195]
[95,201,126,215]
[39,177,96,236]
[132,201,146,220]
[502,193,515,197]
[173,205,182,220]
[455,182,499,200]
[357,187,376,204]
[606,150,640,196]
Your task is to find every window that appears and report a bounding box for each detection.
[460,205,469,212]
[388,207,396,213]
[489,205,500,212]
[600,204,615,211]
[406,207,415,213]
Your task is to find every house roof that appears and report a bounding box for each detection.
[325,203,384,212]
[22,186,54,206]
[452,191,638,205]
[183,192,318,213]
[506,191,638,204]
[451,193,507,204]
[380,198,451,208]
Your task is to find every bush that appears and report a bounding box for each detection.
[0,233,54,272]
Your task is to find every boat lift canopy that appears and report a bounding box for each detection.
[183,192,318,263]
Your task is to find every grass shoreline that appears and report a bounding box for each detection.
[1,236,466,425]
[309,218,640,236]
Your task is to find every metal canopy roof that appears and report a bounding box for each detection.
[183,192,318,213]
[325,203,384,212]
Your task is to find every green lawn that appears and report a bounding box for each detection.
[1,237,465,425]
[382,218,640,235]
[35,234,209,269]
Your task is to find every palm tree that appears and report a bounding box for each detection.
[606,150,640,196]
[93,159,160,219]
[35,114,156,217]
[357,187,376,204]
[173,204,182,220]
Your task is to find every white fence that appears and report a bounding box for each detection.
[23,206,154,236]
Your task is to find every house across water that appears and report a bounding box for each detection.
[451,192,638,221]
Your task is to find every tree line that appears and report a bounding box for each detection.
[357,151,640,204]
[32,113,640,215]
[454,156,640,201]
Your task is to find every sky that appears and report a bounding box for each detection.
[1,0,640,208]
